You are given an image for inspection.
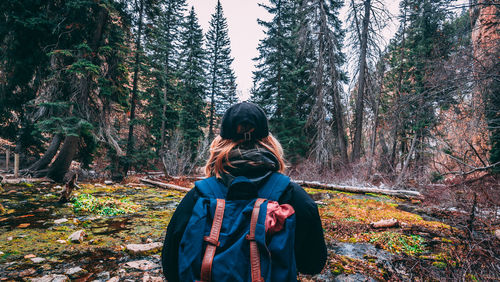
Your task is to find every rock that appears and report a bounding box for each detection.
[30,257,46,263]
[65,267,87,279]
[123,260,160,271]
[31,274,69,282]
[370,218,399,229]
[34,208,49,213]
[18,268,36,277]
[54,218,68,224]
[95,271,110,280]
[125,242,163,256]
[56,239,67,244]
[108,276,120,282]
[495,229,500,240]
[68,230,86,243]
[142,273,163,282]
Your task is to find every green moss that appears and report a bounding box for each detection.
[331,262,345,275]
[72,194,141,216]
[365,193,392,199]
[369,232,426,256]
[432,261,447,269]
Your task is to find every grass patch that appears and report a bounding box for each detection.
[73,194,141,216]
[369,231,426,256]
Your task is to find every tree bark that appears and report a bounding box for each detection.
[352,0,371,162]
[27,133,63,172]
[47,135,79,182]
[124,0,145,178]
[208,5,221,142]
[395,133,417,187]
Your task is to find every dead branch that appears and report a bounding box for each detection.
[441,162,500,177]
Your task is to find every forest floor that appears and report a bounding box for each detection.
[0,178,498,281]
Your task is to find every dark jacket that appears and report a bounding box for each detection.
[161,174,327,281]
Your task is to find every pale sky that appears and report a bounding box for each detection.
[185,0,402,100]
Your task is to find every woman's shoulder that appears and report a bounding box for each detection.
[280,180,318,209]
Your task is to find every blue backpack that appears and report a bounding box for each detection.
[178,172,297,282]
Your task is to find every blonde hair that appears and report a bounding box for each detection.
[204,134,286,178]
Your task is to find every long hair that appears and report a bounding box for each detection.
[204,134,286,178]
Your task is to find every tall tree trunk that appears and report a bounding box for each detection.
[395,133,417,187]
[160,1,174,153]
[124,0,145,177]
[47,135,79,182]
[352,0,371,162]
[208,14,220,142]
[389,0,408,172]
[27,133,63,172]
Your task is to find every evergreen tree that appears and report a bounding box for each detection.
[206,0,238,140]
[0,0,56,155]
[301,0,349,166]
[123,0,161,178]
[145,0,186,153]
[383,0,457,179]
[33,0,132,181]
[178,7,207,155]
[252,0,315,161]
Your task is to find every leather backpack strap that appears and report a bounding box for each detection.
[199,199,225,282]
[246,198,266,282]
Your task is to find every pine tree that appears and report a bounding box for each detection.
[145,0,186,153]
[301,0,349,166]
[206,0,238,140]
[0,0,56,154]
[29,0,132,181]
[383,0,457,180]
[178,7,207,155]
[252,0,318,161]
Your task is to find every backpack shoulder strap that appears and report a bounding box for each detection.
[195,177,227,199]
[257,172,290,201]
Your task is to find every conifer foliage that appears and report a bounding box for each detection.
[206,0,238,140]
[178,7,207,155]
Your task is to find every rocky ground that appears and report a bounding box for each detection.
[0,180,498,281]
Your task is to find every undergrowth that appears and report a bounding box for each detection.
[72,194,141,216]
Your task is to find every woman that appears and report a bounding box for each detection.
[161,102,326,281]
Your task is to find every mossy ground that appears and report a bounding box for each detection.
[304,187,480,281]
[0,182,496,281]
[0,181,185,278]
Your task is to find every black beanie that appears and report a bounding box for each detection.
[219,102,269,141]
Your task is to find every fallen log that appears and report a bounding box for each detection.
[140,178,191,192]
[1,176,54,184]
[293,179,422,199]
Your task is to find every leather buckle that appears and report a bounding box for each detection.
[245,234,255,241]
[204,236,220,247]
